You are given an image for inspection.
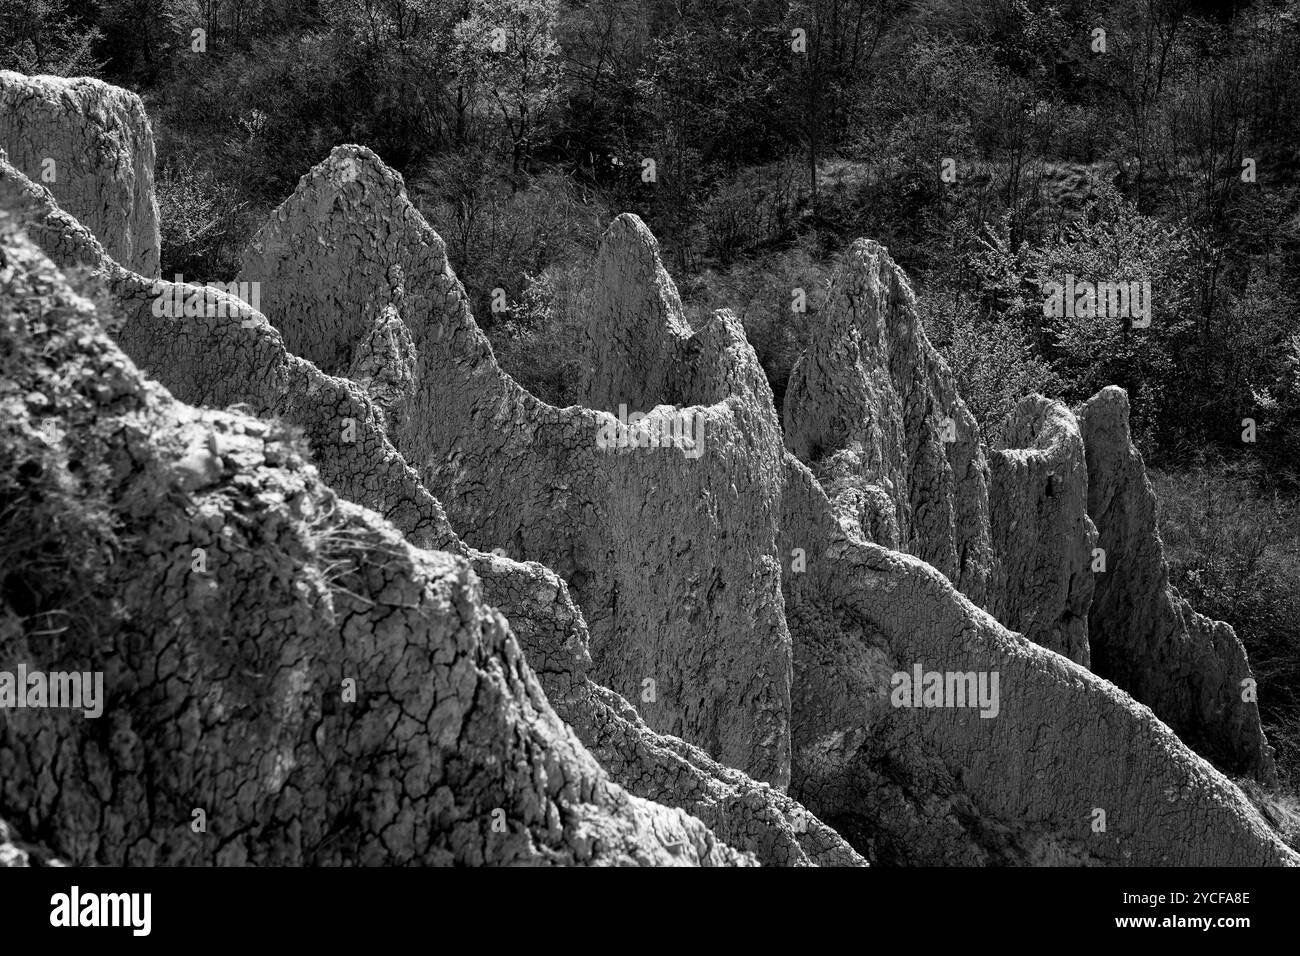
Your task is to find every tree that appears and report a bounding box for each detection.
[322,0,462,163]
[1091,0,1191,208]
[786,0,901,209]
[0,0,102,76]
[454,0,562,177]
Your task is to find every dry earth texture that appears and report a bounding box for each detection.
[0,71,1291,866]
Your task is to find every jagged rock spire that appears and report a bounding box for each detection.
[1,70,1289,865]
[0,70,160,277]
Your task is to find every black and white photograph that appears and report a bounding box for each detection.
[0,0,1297,934]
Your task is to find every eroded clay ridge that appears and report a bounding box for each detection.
[1,71,1290,865]
[0,70,160,278]
[241,143,1289,868]
[242,145,1292,864]
[0,221,772,866]
[988,394,1096,667]
[238,153,793,789]
[566,213,1292,864]
[782,238,994,607]
[1081,387,1275,781]
[0,105,851,864]
[779,457,1293,864]
[780,237,1273,782]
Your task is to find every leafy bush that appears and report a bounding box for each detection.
[682,241,832,413]
[488,264,591,407]
[921,290,1060,439]
[413,154,609,330]
[0,0,101,76]
[1154,461,1300,789]
[155,153,260,280]
[965,183,1198,447]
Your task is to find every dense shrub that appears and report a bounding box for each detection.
[681,241,832,413]
[0,0,102,76]
[922,290,1060,439]
[156,153,262,280]
[413,155,609,331]
[488,264,592,407]
[1154,462,1300,788]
